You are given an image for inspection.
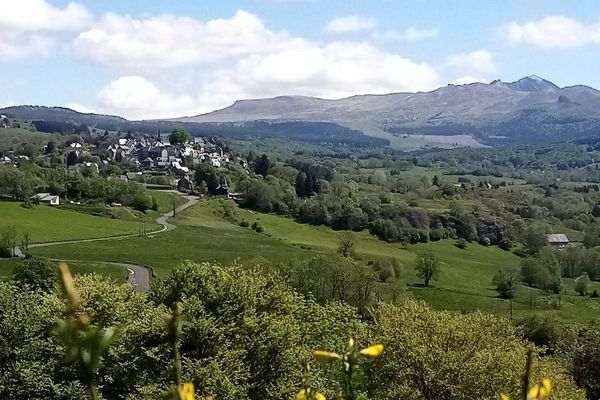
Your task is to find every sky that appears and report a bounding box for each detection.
[2,0,600,120]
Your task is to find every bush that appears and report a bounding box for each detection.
[591,289,599,298]
[455,238,468,249]
[251,221,264,233]
[480,236,491,246]
[12,257,57,292]
[428,229,444,241]
[239,220,250,228]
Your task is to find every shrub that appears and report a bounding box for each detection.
[455,238,468,249]
[239,220,250,228]
[428,229,444,241]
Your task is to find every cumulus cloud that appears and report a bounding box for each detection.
[449,76,489,85]
[445,50,496,77]
[507,16,600,48]
[75,10,310,68]
[78,9,440,119]
[63,103,94,114]
[325,15,377,33]
[97,42,440,119]
[373,27,438,41]
[0,0,92,60]
[97,76,200,120]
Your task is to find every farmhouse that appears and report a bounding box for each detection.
[548,233,569,248]
[33,193,60,205]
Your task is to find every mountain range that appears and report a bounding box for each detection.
[3,76,600,149]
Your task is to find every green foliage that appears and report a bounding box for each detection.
[454,238,468,249]
[571,329,600,400]
[12,257,57,291]
[169,128,191,146]
[414,253,440,287]
[574,273,591,296]
[337,232,356,258]
[523,227,548,255]
[492,269,519,299]
[366,301,584,400]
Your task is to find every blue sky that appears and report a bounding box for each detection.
[2,0,600,119]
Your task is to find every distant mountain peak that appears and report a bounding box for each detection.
[489,75,559,92]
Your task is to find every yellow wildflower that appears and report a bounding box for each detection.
[500,394,510,400]
[295,388,326,400]
[359,344,384,358]
[313,350,341,364]
[58,262,80,308]
[528,379,552,400]
[178,382,195,400]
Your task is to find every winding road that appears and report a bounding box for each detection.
[15,194,199,291]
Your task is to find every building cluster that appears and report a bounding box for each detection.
[98,136,233,176]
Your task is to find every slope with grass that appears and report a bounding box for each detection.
[28,200,600,322]
[0,258,127,282]
[0,201,148,243]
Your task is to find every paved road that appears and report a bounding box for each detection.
[14,194,199,291]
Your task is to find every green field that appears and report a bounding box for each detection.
[0,201,150,243]
[148,190,187,213]
[28,200,600,322]
[0,258,127,282]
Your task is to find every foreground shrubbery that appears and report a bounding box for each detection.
[0,260,588,399]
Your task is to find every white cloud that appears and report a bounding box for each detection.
[63,103,94,114]
[0,0,92,60]
[0,0,92,31]
[507,16,600,48]
[325,15,377,33]
[96,42,440,119]
[373,27,438,41]
[0,31,54,60]
[75,10,310,68]
[97,76,198,120]
[449,77,489,85]
[445,50,496,77]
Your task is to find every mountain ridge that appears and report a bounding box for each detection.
[3,76,600,149]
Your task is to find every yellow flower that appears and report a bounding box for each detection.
[58,262,80,308]
[359,344,384,359]
[500,394,511,400]
[528,379,552,400]
[313,350,341,364]
[178,382,195,400]
[295,389,326,400]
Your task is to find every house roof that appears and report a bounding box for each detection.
[548,234,569,243]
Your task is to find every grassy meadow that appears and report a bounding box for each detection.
[0,258,127,282]
[0,201,153,243]
[26,199,600,322]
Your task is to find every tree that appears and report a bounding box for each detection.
[12,257,57,292]
[523,227,547,255]
[194,164,220,193]
[492,269,519,299]
[415,253,440,287]
[369,301,584,400]
[432,174,439,186]
[254,154,271,178]
[197,180,208,196]
[574,273,591,296]
[0,226,17,258]
[168,128,191,146]
[66,151,79,166]
[151,196,159,212]
[337,232,356,258]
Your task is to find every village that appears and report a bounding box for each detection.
[0,127,249,205]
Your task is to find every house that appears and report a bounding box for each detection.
[548,234,569,248]
[33,193,60,205]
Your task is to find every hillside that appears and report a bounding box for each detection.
[177,76,600,147]
[4,76,600,149]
